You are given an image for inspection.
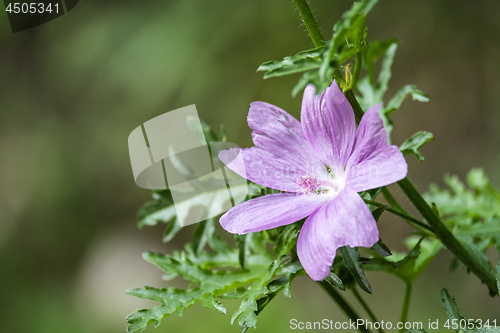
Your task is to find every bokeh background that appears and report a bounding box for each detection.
[0,0,499,332]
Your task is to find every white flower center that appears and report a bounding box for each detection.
[296,170,345,196]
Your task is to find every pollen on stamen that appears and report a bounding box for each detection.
[296,174,321,195]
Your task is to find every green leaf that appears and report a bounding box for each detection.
[371,239,392,257]
[127,219,305,333]
[371,206,387,221]
[441,288,466,322]
[440,290,499,332]
[340,246,372,293]
[260,0,381,96]
[137,190,175,228]
[425,169,500,274]
[399,131,434,161]
[162,217,182,243]
[357,40,429,141]
[273,223,301,257]
[364,239,441,282]
[202,294,227,314]
[325,271,345,291]
[362,38,398,83]
[257,48,324,79]
[386,85,430,116]
[192,218,215,255]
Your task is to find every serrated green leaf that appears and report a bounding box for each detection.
[386,85,430,115]
[441,288,466,322]
[362,38,398,83]
[202,294,227,314]
[261,0,381,97]
[128,220,304,333]
[273,223,301,257]
[325,271,345,291]
[377,42,397,102]
[371,238,392,257]
[137,190,175,227]
[340,246,372,293]
[399,131,434,161]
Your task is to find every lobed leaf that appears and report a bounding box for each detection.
[399,131,434,161]
[340,246,372,293]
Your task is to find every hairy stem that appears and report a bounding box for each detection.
[352,287,384,333]
[397,178,498,295]
[318,281,372,333]
[345,87,498,295]
[344,90,364,123]
[399,282,413,333]
[294,0,325,48]
[349,52,362,90]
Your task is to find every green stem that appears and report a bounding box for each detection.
[344,90,364,123]
[397,178,498,295]
[364,200,434,235]
[318,281,372,333]
[349,52,362,90]
[344,88,499,296]
[294,0,325,48]
[399,282,413,333]
[352,287,384,333]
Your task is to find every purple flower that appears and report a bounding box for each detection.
[218,81,407,281]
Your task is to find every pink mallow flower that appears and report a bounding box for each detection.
[218,81,407,281]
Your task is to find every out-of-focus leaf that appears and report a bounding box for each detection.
[362,38,397,83]
[162,217,182,243]
[386,85,430,115]
[399,131,434,161]
[257,48,323,79]
[425,169,500,273]
[357,40,429,140]
[192,218,215,255]
[340,246,372,293]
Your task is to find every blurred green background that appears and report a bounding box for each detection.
[0,1,499,332]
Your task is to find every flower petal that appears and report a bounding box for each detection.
[301,81,356,172]
[346,103,407,192]
[219,102,329,193]
[297,188,378,281]
[219,192,329,234]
